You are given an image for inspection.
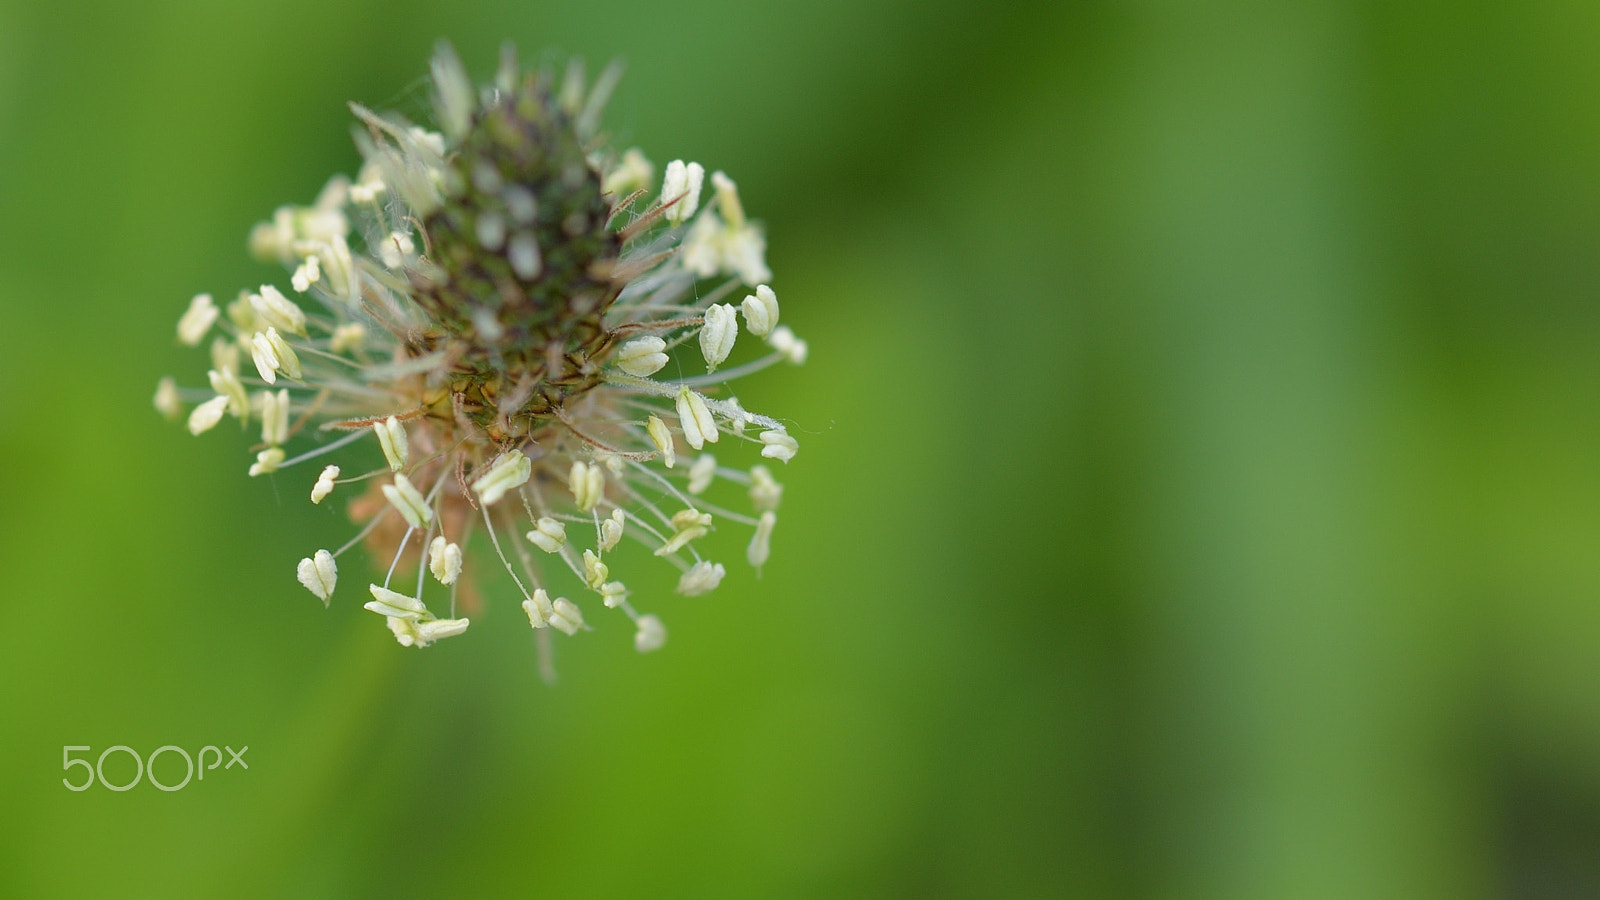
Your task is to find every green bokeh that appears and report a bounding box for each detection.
[5,1,1600,897]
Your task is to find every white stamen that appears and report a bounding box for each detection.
[767,325,807,365]
[351,160,385,203]
[711,170,745,229]
[687,454,717,495]
[598,580,627,608]
[634,614,667,653]
[759,429,799,463]
[749,465,783,511]
[386,617,423,646]
[724,396,749,436]
[176,293,218,346]
[699,302,738,372]
[210,337,240,374]
[598,508,626,551]
[227,293,259,332]
[548,597,585,635]
[379,231,414,269]
[428,536,463,585]
[249,333,278,384]
[329,322,366,354]
[523,589,556,628]
[660,159,705,224]
[676,560,726,596]
[250,327,302,383]
[249,447,286,477]
[414,617,470,644]
[375,416,408,472]
[602,147,653,197]
[250,284,308,336]
[208,367,249,419]
[680,212,722,277]
[569,460,604,512]
[472,450,531,506]
[655,509,713,556]
[676,386,719,450]
[291,255,321,292]
[187,395,230,435]
[260,389,291,445]
[583,549,609,589]
[647,415,676,468]
[725,226,772,286]
[153,377,181,421]
[365,583,428,619]
[748,510,776,568]
[382,474,433,528]
[616,336,669,377]
[526,517,568,553]
[297,549,337,604]
[741,284,779,337]
[311,465,340,504]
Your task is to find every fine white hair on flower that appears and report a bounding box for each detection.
[157,42,810,668]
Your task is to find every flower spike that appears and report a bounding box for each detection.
[154,44,811,664]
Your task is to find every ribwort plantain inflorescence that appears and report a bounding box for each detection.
[155,43,806,666]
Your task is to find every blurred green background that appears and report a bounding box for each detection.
[5,0,1600,896]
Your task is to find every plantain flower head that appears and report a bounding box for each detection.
[156,43,805,663]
